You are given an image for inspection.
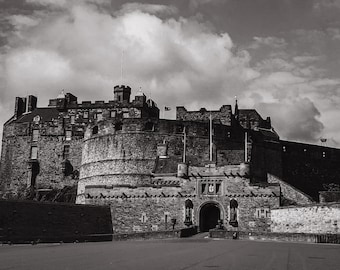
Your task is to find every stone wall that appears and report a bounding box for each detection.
[280,140,340,201]
[268,174,314,205]
[0,199,112,243]
[319,191,340,203]
[270,203,340,234]
[0,91,159,199]
[83,165,280,233]
[0,120,82,199]
[176,105,232,126]
[78,120,246,203]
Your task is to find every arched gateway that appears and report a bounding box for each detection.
[199,202,221,232]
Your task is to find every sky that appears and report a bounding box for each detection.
[0,0,340,149]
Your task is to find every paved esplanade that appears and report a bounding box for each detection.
[1,238,339,270]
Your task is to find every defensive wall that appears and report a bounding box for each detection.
[83,164,280,234]
[77,118,246,203]
[0,199,112,244]
[270,203,340,234]
[250,139,340,201]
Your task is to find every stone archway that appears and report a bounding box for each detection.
[199,202,221,232]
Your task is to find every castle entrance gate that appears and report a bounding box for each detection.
[199,203,221,232]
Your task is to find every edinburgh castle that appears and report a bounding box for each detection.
[1,85,339,234]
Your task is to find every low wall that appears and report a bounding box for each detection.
[0,200,112,244]
[271,203,340,234]
[319,191,340,203]
[209,229,340,244]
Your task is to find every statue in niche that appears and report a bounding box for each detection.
[184,199,193,226]
[229,199,238,227]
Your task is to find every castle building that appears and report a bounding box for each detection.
[1,84,340,233]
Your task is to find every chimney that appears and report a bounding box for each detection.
[27,95,37,112]
[14,97,26,119]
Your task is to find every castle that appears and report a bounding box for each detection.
[1,85,340,233]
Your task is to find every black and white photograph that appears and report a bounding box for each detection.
[0,0,339,269]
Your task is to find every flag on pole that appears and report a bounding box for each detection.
[165,106,171,111]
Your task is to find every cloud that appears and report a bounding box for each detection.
[258,98,324,142]
[0,2,254,115]
[119,3,178,16]
[249,36,287,50]
[189,0,224,10]
[0,1,340,150]
[327,27,340,40]
[313,0,340,10]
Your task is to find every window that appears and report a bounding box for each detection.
[96,110,103,121]
[255,208,270,218]
[83,111,89,119]
[65,130,72,141]
[32,129,39,142]
[175,124,184,133]
[145,122,154,131]
[123,112,129,118]
[92,126,98,135]
[63,145,70,160]
[33,115,40,124]
[140,212,148,223]
[110,111,116,118]
[164,212,170,230]
[30,146,38,160]
[70,115,75,124]
[115,122,122,131]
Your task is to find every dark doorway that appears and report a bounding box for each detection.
[199,203,221,232]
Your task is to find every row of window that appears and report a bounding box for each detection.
[32,130,72,142]
[282,146,328,158]
[75,110,130,121]
[30,145,70,160]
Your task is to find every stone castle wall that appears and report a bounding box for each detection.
[268,174,314,205]
[0,118,82,198]
[271,203,340,234]
[176,105,232,126]
[84,165,280,233]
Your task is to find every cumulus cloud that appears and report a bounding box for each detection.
[0,0,340,149]
[258,98,324,142]
[0,1,253,117]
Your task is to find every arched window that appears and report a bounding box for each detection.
[115,122,122,131]
[92,126,98,135]
[184,199,193,226]
[229,199,238,227]
[145,122,154,131]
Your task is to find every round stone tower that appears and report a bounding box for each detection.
[76,120,162,203]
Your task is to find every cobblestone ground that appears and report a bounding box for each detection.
[1,238,340,270]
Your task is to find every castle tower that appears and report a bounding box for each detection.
[114,85,131,103]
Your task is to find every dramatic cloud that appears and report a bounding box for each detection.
[257,98,324,142]
[0,0,340,149]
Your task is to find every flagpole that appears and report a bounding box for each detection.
[183,126,186,163]
[245,131,248,162]
[209,112,213,162]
